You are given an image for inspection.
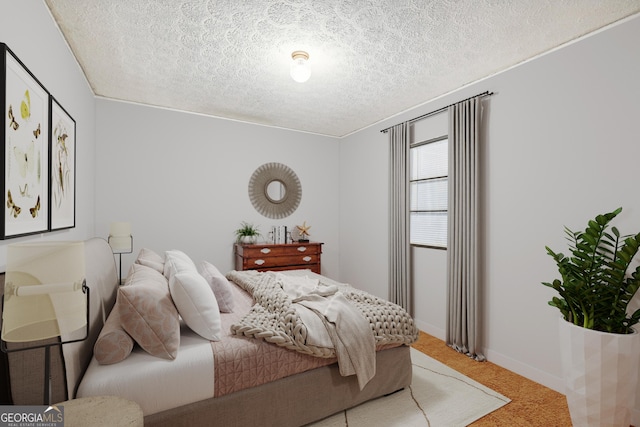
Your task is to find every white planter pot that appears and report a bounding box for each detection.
[239,235,257,244]
[558,317,640,427]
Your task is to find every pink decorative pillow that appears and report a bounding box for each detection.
[135,248,165,274]
[118,284,180,360]
[124,263,169,289]
[198,261,235,313]
[94,306,134,365]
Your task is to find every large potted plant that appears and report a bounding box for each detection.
[543,207,640,426]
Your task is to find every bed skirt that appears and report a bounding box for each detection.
[144,344,412,427]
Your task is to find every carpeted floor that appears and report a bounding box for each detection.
[412,331,573,426]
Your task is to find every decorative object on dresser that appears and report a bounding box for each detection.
[108,222,133,284]
[235,241,323,273]
[234,221,261,244]
[295,221,311,242]
[1,241,89,405]
[268,225,291,244]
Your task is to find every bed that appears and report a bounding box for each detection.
[1,238,417,426]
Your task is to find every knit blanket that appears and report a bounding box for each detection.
[227,270,419,358]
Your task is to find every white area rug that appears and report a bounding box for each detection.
[310,348,511,427]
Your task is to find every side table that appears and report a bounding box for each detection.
[55,395,143,427]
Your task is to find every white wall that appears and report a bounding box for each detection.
[341,12,640,414]
[0,1,97,269]
[94,100,340,277]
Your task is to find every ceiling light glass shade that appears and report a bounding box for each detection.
[109,222,133,253]
[290,51,311,83]
[1,241,86,343]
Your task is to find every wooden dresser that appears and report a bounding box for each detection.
[234,242,323,273]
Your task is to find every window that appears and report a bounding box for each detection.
[409,136,448,248]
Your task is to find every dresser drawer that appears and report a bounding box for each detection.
[235,242,323,273]
[244,254,319,269]
[239,244,320,258]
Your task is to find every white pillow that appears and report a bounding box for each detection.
[164,250,197,279]
[198,261,235,313]
[169,271,222,341]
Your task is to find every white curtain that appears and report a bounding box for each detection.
[446,97,484,361]
[388,122,411,314]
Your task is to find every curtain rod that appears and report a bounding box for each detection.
[380,90,494,133]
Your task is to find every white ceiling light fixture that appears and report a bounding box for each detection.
[290,50,311,83]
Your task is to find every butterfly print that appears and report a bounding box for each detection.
[13,141,35,179]
[6,190,21,218]
[20,89,30,120]
[29,195,40,218]
[19,183,31,197]
[7,105,19,131]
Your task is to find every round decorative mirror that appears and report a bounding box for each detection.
[265,179,286,203]
[248,162,301,219]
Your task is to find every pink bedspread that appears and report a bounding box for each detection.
[212,280,336,397]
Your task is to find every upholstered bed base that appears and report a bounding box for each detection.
[145,344,412,427]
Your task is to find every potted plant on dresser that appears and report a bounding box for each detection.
[543,207,640,427]
[234,222,261,244]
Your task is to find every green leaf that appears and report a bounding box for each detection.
[541,207,640,333]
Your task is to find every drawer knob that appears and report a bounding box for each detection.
[297,247,307,252]
[254,259,265,265]
[302,256,312,262]
[260,248,271,254]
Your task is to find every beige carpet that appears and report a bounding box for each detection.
[310,348,510,427]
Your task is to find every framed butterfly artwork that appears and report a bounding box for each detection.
[1,43,50,238]
[49,96,75,231]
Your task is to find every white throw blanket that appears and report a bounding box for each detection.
[280,274,376,389]
[227,270,419,389]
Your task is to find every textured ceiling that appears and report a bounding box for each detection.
[44,1,640,137]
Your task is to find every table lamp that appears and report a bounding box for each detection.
[1,241,89,404]
[108,222,133,284]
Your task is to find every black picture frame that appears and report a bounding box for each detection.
[49,96,76,231]
[1,43,50,239]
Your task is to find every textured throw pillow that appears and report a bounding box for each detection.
[163,250,197,279]
[124,263,169,289]
[118,283,180,359]
[198,261,235,313]
[169,271,222,341]
[94,305,134,365]
[135,248,165,274]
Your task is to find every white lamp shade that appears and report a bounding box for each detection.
[109,222,132,253]
[1,241,86,343]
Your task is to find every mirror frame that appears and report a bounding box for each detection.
[248,162,301,219]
